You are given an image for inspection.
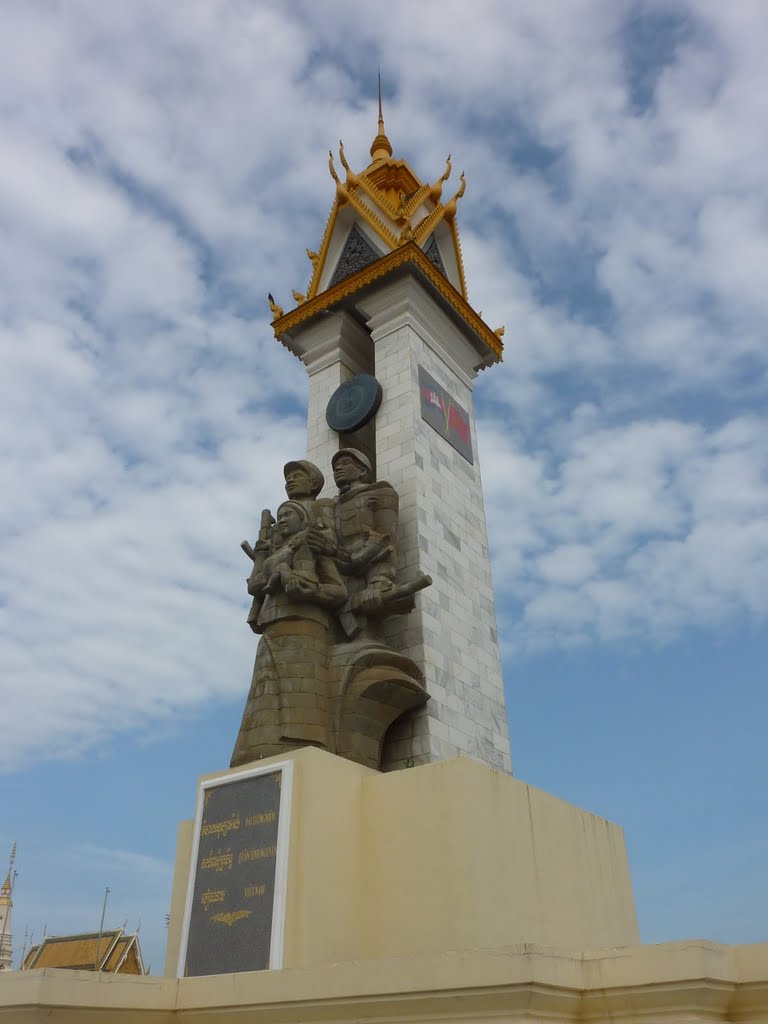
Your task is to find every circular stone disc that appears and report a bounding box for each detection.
[326,373,383,433]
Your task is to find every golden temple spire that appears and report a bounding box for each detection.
[370,70,393,162]
[0,844,14,903]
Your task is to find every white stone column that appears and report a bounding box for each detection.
[357,277,512,773]
[289,312,373,496]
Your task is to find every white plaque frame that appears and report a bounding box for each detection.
[176,759,294,977]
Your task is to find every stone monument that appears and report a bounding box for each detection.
[250,115,512,774]
[231,450,431,771]
[6,105,764,1024]
[168,108,639,978]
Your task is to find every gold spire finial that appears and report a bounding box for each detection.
[0,843,14,899]
[370,69,393,161]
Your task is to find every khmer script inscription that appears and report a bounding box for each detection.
[181,770,283,977]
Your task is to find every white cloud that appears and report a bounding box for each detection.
[481,412,768,648]
[1,0,767,769]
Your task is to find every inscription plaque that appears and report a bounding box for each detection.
[326,373,383,433]
[418,365,473,464]
[178,762,292,977]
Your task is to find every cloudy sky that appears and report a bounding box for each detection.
[1,0,766,973]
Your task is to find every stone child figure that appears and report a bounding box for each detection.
[232,452,431,771]
[245,459,334,632]
[248,500,344,623]
[231,469,345,767]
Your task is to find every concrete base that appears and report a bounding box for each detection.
[3,940,767,1022]
[4,750,765,1022]
[166,747,639,974]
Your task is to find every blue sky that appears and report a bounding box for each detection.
[1,0,767,974]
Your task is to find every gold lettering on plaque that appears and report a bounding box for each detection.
[238,845,277,864]
[245,811,277,827]
[201,888,226,909]
[200,850,234,872]
[244,884,266,898]
[201,814,241,838]
[211,909,253,927]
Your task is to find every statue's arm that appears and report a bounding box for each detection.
[341,530,394,573]
[315,556,347,607]
[247,563,269,598]
[306,522,337,556]
[281,557,347,608]
[313,581,347,607]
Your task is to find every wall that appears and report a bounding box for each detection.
[4,938,767,1023]
[165,748,637,975]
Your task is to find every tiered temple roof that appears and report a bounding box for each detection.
[22,928,145,974]
[268,94,504,364]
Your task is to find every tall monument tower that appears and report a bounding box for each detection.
[269,105,511,773]
[0,844,15,971]
[165,98,640,990]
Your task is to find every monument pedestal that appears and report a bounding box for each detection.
[166,746,638,976]
[4,749,766,1022]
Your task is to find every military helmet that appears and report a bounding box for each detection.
[331,448,373,480]
[283,459,325,497]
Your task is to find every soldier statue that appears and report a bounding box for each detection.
[231,465,344,767]
[316,449,430,638]
[231,452,430,771]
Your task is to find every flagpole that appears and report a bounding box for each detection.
[93,886,110,971]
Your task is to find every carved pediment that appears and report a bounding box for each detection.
[329,224,382,288]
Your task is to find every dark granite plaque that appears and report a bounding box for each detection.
[418,366,473,464]
[182,770,284,977]
[326,373,383,433]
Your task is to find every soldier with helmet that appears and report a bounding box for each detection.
[233,449,431,768]
[327,449,399,635]
[307,448,430,639]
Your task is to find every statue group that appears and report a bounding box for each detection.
[231,450,431,771]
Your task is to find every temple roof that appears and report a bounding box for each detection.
[305,123,468,302]
[269,98,505,363]
[22,928,145,974]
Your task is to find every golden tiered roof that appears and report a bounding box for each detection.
[22,928,145,973]
[270,95,504,362]
[307,123,468,300]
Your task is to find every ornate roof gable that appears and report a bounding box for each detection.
[287,101,470,307]
[266,92,505,360]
